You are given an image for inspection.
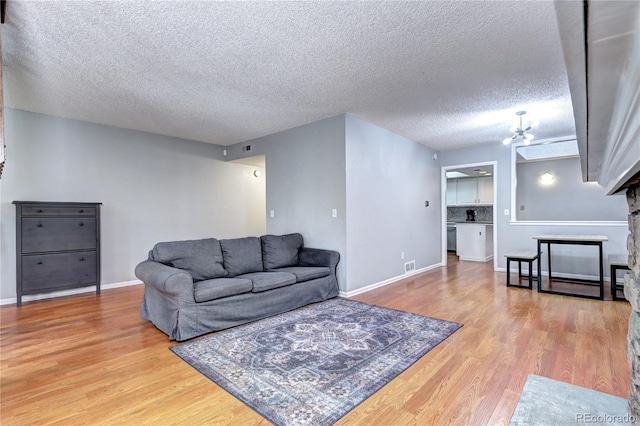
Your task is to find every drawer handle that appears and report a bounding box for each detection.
[79,257,85,261]
[37,224,43,228]
[36,209,43,213]
[37,261,43,265]
[79,209,84,213]
[79,222,84,227]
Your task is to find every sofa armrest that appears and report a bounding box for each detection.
[135,260,194,300]
[298,247,340,268]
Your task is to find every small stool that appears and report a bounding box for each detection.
[609,254,630,301]
[505,251,540,290]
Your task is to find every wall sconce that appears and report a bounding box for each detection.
[253,170,262,178]
[540,172,554,185]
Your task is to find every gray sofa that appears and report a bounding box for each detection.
[135,233,340,341]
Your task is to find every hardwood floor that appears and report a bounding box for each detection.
[1,256,631,425]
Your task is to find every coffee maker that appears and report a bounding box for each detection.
[466,209,476,222]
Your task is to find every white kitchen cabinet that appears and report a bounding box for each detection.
[447,177,494,206]
[455,179,478,205]
[456,223,493,262]
[477,177,494,204]
[446,180,457,206]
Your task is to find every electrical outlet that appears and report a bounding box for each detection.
[401,252,405,259]
[332,209,337,218]
[504,209,509,216]
[270,210,275,218]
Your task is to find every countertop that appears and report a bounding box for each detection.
[452,221,493,225]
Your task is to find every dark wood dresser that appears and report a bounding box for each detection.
[13,201,101,307]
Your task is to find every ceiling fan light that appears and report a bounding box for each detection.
[502,111,539,146]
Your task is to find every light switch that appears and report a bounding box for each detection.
[270,210,275,218]
[504,209,510,216]
[332,209,337,218]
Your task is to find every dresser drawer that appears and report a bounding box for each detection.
[21,218,97,253]
[22,251,98,292]
[21,206,96,217]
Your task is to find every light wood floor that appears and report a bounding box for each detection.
[1,256,631,425]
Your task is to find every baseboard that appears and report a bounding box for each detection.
[0,280,143,306]
[459,255,493,262]
[339,263,443,298]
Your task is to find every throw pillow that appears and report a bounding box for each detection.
[150,238,227,281]
[219,237,264,277]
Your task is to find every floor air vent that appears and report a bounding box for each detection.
[404,260,415,273]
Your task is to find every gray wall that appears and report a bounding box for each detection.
[441,143,629,277]
[516,157,627,221]
[225,115,348,290]
[226,114,442,294]
[345,115,441,292]
[0,109,266,301]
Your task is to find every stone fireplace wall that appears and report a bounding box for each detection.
[625,181,640,422]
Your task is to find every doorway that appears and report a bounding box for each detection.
[440,161,498,270]
[230,155,267,235]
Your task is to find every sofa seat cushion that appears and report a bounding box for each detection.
[194,278,252,302]
[272,266,330,283]
[220,237,264,277]
[237,271,297,293]
[150,238,227,281]
[261,233,304,270]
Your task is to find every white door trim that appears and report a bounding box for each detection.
[441,161,498,271]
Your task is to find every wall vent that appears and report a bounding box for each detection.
[404,260,415,273]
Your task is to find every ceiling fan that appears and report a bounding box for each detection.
[503,111,535,145]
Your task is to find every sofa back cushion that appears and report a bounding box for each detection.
[220,237,264,277]
[261,233,303,270]
[150,238,227,281]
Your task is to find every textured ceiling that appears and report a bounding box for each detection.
[1,0,577,151]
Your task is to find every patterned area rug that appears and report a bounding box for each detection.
[170,298,462,426]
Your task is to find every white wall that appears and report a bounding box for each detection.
[345,115,441,292]
[0,109,266,301]
[441,143,629,277]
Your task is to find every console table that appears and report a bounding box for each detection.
[532,234,608,300]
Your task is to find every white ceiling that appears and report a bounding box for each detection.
[1,0,578,151]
